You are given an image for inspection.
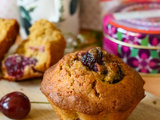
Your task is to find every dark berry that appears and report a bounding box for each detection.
[82,52,96,70]
[112,65,124,84]
[93,64,98,72]
[0,91,31,119]
[4,54,37,79]
[74,118,80,120]
[81,48,103,72]
[102,70,108,75]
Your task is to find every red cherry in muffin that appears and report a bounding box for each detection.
[4,54,37,79]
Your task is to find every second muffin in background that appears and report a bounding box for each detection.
[0,19,19,62]
[2,19,66,81]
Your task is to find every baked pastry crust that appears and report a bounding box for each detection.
[41,47,145,120]
[2,19,66,81]
[16,19,66,69]
[0,19,19,61]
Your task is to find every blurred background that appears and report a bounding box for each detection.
[0,0,103,53]
[1,0,160,75]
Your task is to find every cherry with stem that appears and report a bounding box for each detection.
[0,91,31,119]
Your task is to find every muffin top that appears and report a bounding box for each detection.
[28,19,65,43]
[41,47,145,115]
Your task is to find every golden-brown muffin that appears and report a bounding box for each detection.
[0,19,19,61]
[2,19,66,81]
[16,19,66,67]
[41,47,145,120]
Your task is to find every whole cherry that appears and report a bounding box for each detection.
[0,91,31,119]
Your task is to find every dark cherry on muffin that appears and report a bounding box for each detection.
[41,47,145,120]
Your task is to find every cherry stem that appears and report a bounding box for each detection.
[31,101,49,104]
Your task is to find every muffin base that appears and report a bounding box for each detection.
[47,98,141,120]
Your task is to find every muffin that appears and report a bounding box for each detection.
[2,54,43,81]
[16,38,64,73]
[2,19,66,81]
[0,19,19,61]
[41,47,145,120]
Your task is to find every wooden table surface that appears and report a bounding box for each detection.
[1,36,160,120]
[0,76,160,120]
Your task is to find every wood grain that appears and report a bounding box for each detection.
[0,78,160,120]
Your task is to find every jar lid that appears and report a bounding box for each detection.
[108,2,160,34]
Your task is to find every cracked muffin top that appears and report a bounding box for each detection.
[41,47,145,115]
